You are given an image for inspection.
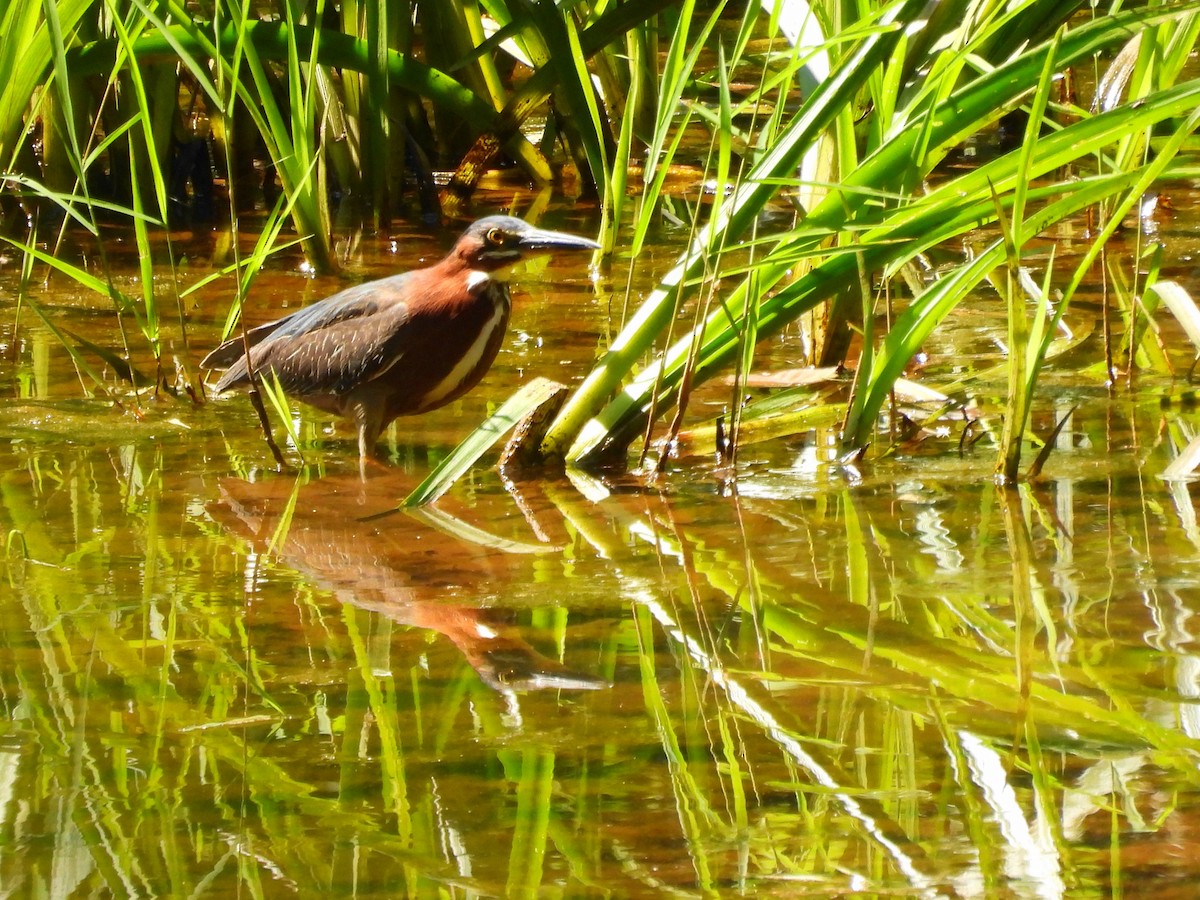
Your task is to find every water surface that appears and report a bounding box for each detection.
[4,194,1200,897]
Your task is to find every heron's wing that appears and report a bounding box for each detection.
[200,318,288,370]
[209,274,416,394]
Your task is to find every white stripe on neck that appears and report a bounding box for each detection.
[420,299,506,408]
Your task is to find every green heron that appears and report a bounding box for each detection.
[202,215,599,461]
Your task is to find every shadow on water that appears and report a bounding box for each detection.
[7,208,1200,896]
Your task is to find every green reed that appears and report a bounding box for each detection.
[9,0,1200,488]
[535,0,1200,478]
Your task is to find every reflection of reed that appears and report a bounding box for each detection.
[210,470,606,692]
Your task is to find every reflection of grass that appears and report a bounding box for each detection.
[550,462,1200,891]
[1,462,415,895]
[6,391,1200,893]
[0,446,621,894]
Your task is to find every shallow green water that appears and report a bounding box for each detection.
[4,199,1200,898]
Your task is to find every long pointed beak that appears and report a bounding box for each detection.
[517,226,601,253]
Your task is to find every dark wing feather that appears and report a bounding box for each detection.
[200,318,287,370]
[208,274,415,395]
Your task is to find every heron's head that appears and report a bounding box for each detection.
[456,215,599,278]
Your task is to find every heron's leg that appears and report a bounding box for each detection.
[350,401,385,467]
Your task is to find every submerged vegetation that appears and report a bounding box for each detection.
[4,1,1200,480]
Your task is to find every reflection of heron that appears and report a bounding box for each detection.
[202,216,598,462]
[210,472,607,693]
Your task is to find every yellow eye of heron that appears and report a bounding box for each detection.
[486,227,507,246]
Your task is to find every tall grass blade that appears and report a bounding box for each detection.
[543,0,931,463]
[547,2,1200,468]
[402,377,568,508]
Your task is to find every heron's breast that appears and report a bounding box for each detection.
[414,288,510,411]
